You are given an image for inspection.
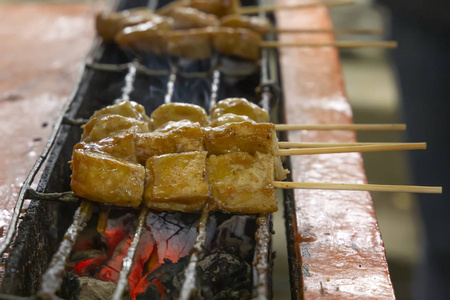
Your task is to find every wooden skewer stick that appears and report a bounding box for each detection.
[268,28,383,35]
[277,143,426,156]
[278,142,421,149]
[261,41,398,49]
[274,123,406,131]
[238,0,355,14]
[273,181,442,194]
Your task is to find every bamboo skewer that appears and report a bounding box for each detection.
[273,181,442,194]
[277,143,426,156]
[274,123,406,131]
[268,28,383,35]
[238,0,355,14]
[278,142,416,148]
[261,41,398,49]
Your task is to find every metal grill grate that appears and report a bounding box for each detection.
[0,0,284,299]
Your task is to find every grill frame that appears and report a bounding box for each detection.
[0,0,282,298]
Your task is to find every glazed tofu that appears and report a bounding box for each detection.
[81,115,150,143]
[144,151,209,212]
[150,102,209,130]
[212,27,262,61]
[204,121,275,155]
[96,7,156,41]
[71,150,145,207]
[167,28,214,60]
[210,98,270,123]
[74,132,137,162]
[91,100,151,124]
[207,152,277,213]
[136,121,204,164]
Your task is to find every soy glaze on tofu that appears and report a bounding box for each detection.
[144,151,209,212]
[70,150,145,208]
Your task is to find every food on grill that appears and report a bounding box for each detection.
[164,7,219,29]
[136,121,204,164]
[189,0,241,17]
[157,0,240,17]
[166,27,214,60]
[81,115,150,143]
[91,99,152,123]
[207,151,276,213]
[71,150,145,207]
[81,100,151,143]
[150,102,209,129]
[116,25,263,60]
[213,27,262,60]
[70,98,288,213]
[76,132,138,162]
[210,97,270,123]
[114,21,171,56]
[210,113,253,127]
[96,8,167,41]
[220,14,271,35]
[156,0,190,16]
[204,122,275,155]
[144,151,209,212]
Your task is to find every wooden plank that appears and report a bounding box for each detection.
[275,2,396,299]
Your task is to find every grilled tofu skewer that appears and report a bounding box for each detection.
[70,99,440,215]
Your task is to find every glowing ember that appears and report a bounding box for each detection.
[67,211,199,298]
[73,258,93,276]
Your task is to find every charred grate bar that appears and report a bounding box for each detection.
[0,0,283,299]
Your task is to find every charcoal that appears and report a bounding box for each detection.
[207,215,256,261]
[138,256,189,300]
[196,248,252,300]
[58,272,80,300]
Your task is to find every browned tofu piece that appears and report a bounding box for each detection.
[190,0,240,17]
[167,7,219,30]
[95,7,156,41]
[115,19,173,55]
[210,98,270,123]
[144,151,209,212]
[91,100,151,125]
[204,121,275,155]
[71,150,145,207]
[212,27,262,61]
[150,102,209,129]
[207,152,277,213]
[74,132,137,162]
[136,121,204,164]
[81,115,150,143]
[220,14,271,35]
[210,113,254,127]
[167,28,214,60]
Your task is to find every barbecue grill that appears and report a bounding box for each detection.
[0,0,395,299]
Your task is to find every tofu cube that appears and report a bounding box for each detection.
[74,132,137,162]
[81,115,149,143]
[144,151,209,212]
[204,122,275,155]
[207,152,277,213]
[71,149,145,207]
[136,121,204,164]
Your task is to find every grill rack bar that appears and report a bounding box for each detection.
[112,207,150,300]
[179,204,210,300]
[37,201,93,299]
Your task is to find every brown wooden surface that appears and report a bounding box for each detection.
[276,1,395,299]
[0,3,98,242]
